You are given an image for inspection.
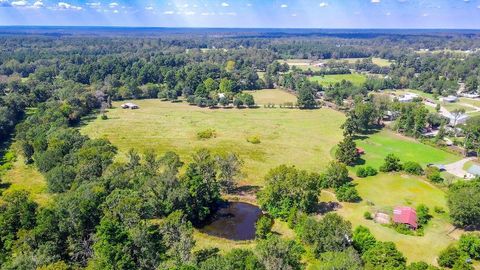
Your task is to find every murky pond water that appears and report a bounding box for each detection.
[200,202,263,241]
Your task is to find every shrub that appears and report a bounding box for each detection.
[365,166,378,176]
[335,184,361,202]
[255,215,274,239]
[353,226,376,254]
[364,211,373,220]
[357,166,377,178]
[197,129,216,140]
[438,246,461,268]
[416,204,431,227]
[187,95,196,104]
[233,98,244,108]
[425,167,443,183]
[100,114,108,120]
[459,233,480,260]
[434,206,445,214]
[247,135,261,144]
[379,154,402,172]
[403,161,424,175]
[356,167,367,178]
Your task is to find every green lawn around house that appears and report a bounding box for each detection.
[322,172,457,265]
[355,129,460,169]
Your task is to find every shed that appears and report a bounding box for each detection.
[393,206,418,229]
[440,95,458,103]
[121,103,139,109]
[356,148,365,155]
[374,212,391,225]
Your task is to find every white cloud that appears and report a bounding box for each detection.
[291,13,297,16]
[11,0,27,7]
[32,1,43,7]
[163,10,174,14]
[184,10,195,15]
[280,4,288,8]
[86,2,100,8]
[319,2,328,7]
[422,12,429,17]
[109,2,118,8]
[386,11,391,16]
[145,6,153,10]
[221,2,229,7]
[371,0,380,3]
[246,3,252,7]
[477,5,480,8]
[57,2,82,10]
[201,12,215,15]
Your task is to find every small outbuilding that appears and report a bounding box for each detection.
[121,103,139,109]
[393,206,418,229]
[440,95,458,103]
[356,147,365,155]
[374,212,391,225]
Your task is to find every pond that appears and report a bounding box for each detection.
[199,202,263,241]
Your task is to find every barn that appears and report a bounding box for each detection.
[393,206,418,229]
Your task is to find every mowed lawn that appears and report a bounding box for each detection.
[82,99,345,186]
[244,89,297,105]
[310,73,367,87]
[356,130,460,169]
[322,173,456,264]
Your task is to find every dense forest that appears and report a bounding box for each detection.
[1,29,480,270]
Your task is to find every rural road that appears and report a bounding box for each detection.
[444,157,476,179]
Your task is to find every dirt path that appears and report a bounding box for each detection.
[444,157,476,179]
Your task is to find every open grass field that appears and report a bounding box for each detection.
[355,130,460,169]
[324,172,457,264]
[81,99,345,186]
[244,89,297,105]
[310,73,367,87]
[1,156,51,206]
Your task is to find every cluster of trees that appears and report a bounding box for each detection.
[436,233,480,270]
[447,179,480,228]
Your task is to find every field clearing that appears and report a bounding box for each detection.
[244,89,297,105]
[310,73,367,86]
[323,173,456,264]
[1,156,51,206]
[460,97,480,108]
[82,99,345,186]
[355,130,460,169]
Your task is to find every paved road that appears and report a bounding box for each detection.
[444,157,476,179]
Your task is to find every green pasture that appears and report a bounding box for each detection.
[82,99,345,186]
[310,73,367,87]
[244,89,297,105]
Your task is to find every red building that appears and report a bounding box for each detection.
[393,206,418,229]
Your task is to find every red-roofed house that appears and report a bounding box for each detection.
[393,206,418,229]
[356,148,365,155]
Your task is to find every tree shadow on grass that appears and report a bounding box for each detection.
[352,158,366,166]
[316,201,342,215]
[231,185,261,196]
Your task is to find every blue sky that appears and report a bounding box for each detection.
[0,0,479,28]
